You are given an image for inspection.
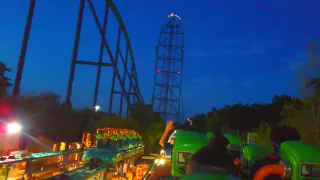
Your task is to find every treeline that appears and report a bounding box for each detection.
[191,95,298,132]
[190,95,318,148]
[5,91,317,152]
[0,61,165,153]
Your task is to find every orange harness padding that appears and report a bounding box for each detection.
[253,164,285,180]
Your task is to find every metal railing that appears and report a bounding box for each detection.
[142,151,166,180]
[0,149,84,180]
[45,164,110,180]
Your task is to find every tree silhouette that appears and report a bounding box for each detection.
[0,61,12,98]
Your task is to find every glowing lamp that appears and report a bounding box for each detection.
[159,158,165,165]
[95,105,100,112]
[155,158,165,165]
[7,122,22,134]
[156,69,160,73]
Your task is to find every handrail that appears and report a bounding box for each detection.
[0,149,84,165]
[45,164,110,180]
[0,149,84,180]
[142,151,166,180]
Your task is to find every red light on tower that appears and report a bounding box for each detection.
[156,69,161,73]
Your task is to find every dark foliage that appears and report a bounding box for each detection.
[189,95,298,134]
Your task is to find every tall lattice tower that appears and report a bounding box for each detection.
[152,13,184,122]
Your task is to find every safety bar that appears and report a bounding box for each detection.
[142,151,166,180]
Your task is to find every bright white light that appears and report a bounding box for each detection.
[159,159,165,165]
[95,105,100,112]
[7,122,22,134]
[155,158,165,165]
[160,150,165,154]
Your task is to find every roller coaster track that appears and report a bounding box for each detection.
[2,0,147,179]
[0,145,144,179]
[0,150,84,165]
[0,150,85,179]
[12,0,144,116]
[98,0,144,103]
[67,0,144,114]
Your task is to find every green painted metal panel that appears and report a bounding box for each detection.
[171,130,208,177]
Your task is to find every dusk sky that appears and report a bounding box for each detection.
[0,0,319,118]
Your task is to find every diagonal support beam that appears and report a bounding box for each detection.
[93,3,110,109]
[108,24,122,114]
[87,0,140,106]
[105,0,144,103]
[119,46,129,115]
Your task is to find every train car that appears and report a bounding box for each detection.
[150,129,320,180]
[206,132,244,157]
[82,128,144,164]
[245,141,320,179]
[45,128,145,180]
[232,133,320,179]
[157,130,239,180]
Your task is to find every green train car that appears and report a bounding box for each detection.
[154,129,320,180]
[168,130,239,179]
[206,132,243,146]
[48,128,145,180]
[279,141,320,179]
[171,130,208,177]
[206,132,243,156]
[82,128,144,164]
[239,140,320,179]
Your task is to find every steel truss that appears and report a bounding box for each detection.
[65,0,144,115]
[12,0,144,116]
[152,13,184,121]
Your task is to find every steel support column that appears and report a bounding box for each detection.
[13,0,37,96]
[66,0,85,106]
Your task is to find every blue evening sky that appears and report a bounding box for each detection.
[0,0,319,118]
